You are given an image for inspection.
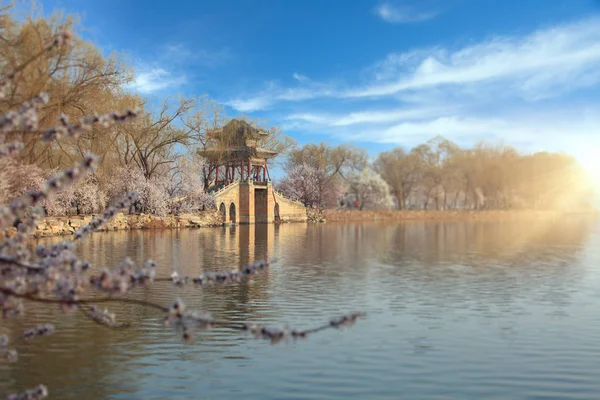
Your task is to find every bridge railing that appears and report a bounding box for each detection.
[211,181,305,207]
[210,178,273,194]
[210,180,241,196]
[273,189,306,207]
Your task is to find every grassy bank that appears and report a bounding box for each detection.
[313,209,598,223]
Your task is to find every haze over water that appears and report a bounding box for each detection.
[1,217,600,399]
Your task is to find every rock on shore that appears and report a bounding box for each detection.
[29,211,223,238]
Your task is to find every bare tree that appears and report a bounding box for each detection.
[115,98,195,179]
[0,27,364,400]
[0,7,132,168]
[374,148,420,210]
[285,143,367,208]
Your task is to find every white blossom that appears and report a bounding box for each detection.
[347,169,394,210]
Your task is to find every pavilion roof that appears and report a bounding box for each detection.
[198,119,278,162]
[197,146,278,161]
[207,119,269,143]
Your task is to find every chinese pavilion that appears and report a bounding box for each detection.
[197,119,306,224]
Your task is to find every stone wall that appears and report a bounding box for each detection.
[214,181,242,223]
[24,211,223,238]
[214,180,308,224]
[274,192,308,222]
[254,188,268,223]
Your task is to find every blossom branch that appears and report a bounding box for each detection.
[82,305,131,328]
[40,110,138,142]
[0,27,364,400]
[5,384,48,400]
[0,255,45,273]
[167,260,270,286]
[0,287,170,312]
[0,155,98,232]
[163,297,365,344]
[2,286,365,345]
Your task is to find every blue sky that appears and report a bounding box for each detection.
[32,0,600,182]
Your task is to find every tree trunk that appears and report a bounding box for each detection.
[443,189,448,210]
[396,186,404,210]
[453,191,460,209]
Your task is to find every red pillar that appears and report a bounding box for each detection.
[265,161,270,181]
[240,160,244,181]
[247,162,251,181]
[263,160,266,182]
[215,165,219,185]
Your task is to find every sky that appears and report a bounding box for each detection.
[29,0,600,185]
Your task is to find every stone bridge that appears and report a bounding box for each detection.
[213,180,307,224]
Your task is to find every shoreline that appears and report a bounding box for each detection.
[5,208,596,239]
[312,209,599,223]
[27,211,222,238]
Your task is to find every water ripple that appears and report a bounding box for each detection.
[1,219,599,399]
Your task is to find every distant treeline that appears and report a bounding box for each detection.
[277,137,592,211]
[0,6,591,217]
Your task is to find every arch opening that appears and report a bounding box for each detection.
[229,202,236,223]
[219,202,226,221]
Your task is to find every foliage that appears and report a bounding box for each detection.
[72,174,106,215]
[169,154,215,213]
[0,6,134,170]
[283,143,367,208]
[107,167,168,215]
[0,157,45,205]
[347,169,394,210]
[0,5,291,216]
[371,137,590,211]
[285,143,367,179]
[276,163,323,206]
[0,19,363,400]
[374,148,420,210]
[281,135,590,212]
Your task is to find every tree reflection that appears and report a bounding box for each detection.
[8,218,595,398]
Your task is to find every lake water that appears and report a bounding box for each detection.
[2,217,600,399]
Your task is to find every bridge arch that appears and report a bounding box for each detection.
[219,202,226,222]
[213,180,307,224]
[229,202,237,223]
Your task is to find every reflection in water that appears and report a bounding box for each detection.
[1,217,599,399]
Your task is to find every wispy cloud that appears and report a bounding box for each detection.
[227,96,272,113]
[288,107,600,154]
[228,17,600,111]
[348,17,600,99]
[126,67,186,94]
[373,2,439,24]
[125,42,232,96]
[227,16,600,165]
[292,73,309,82]
[227,80,336,112]
[163,43,232,67]
[346,109,600,156]
[288,105,457,127]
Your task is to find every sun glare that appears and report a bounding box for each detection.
[579,157,600,197]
